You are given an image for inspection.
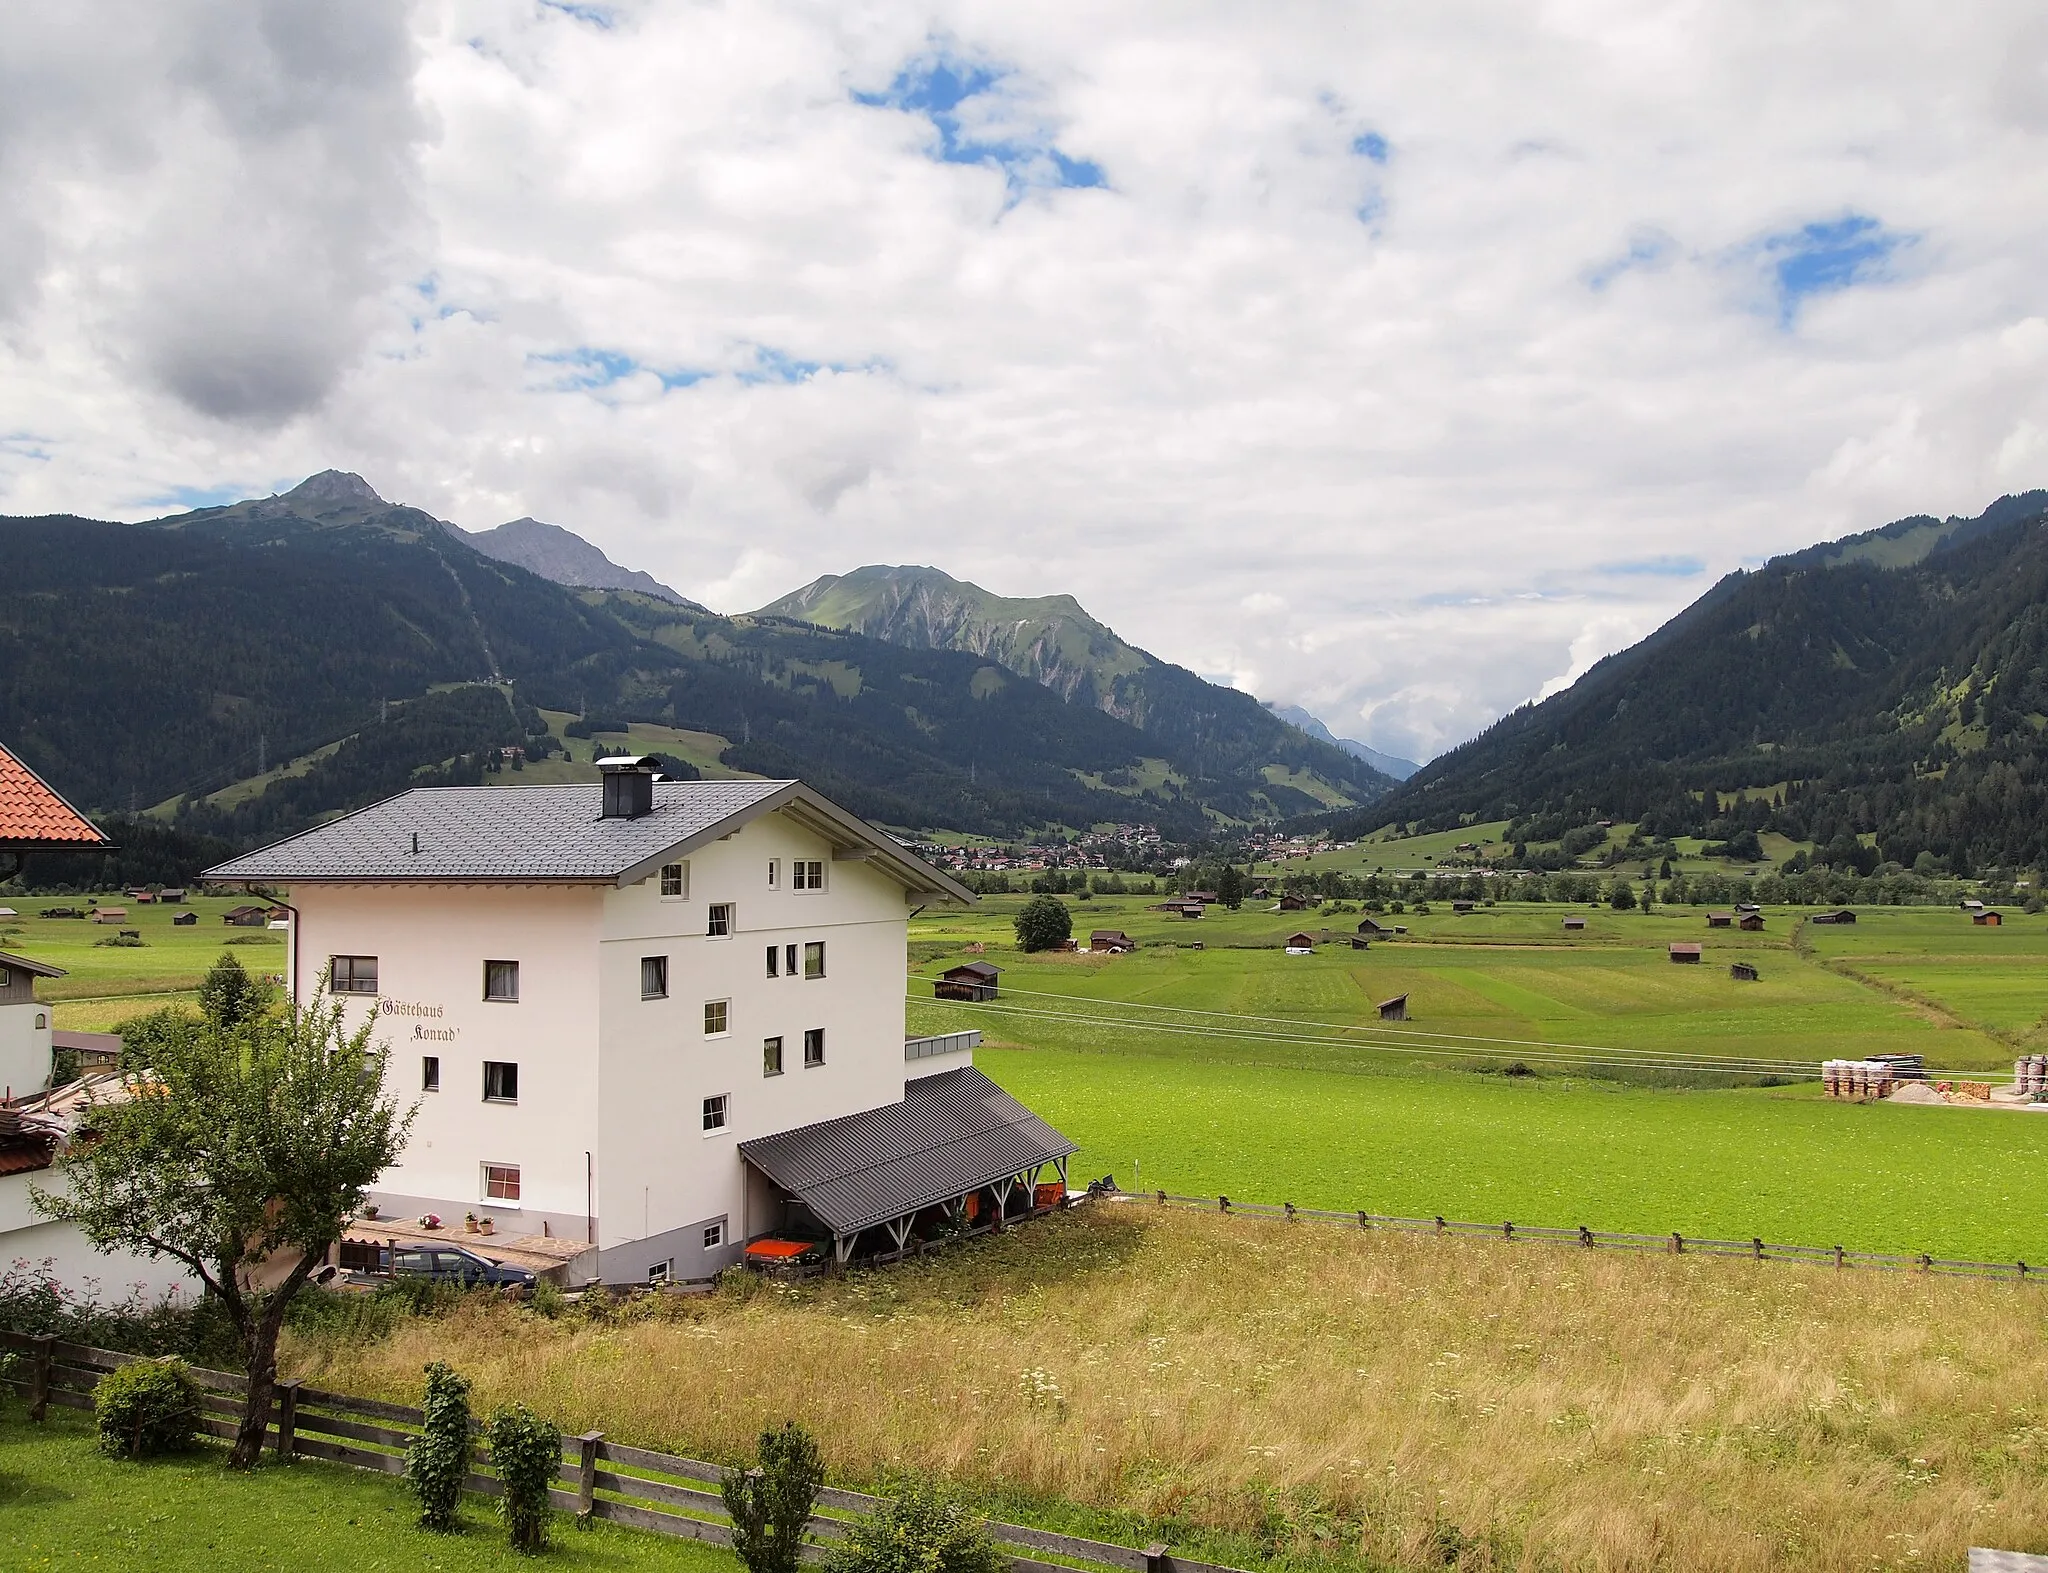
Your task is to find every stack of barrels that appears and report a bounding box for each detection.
[1823,1060,1895,1099]
[2014,1057,2048,1096]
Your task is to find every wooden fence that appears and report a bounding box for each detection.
[1118,1191,2047,1285]
[0,1328,1243,1573]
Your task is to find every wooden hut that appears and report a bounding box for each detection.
[934,961,1001,1001]
[1377,994,1408,1021]
[1357,917,1396,937]
[1810,909,1856,925]
[1738,913,1765,931]
[1669,942,1703,964]
[1973,909,2003,926]
[1088,929,1136,953]
[1705,912,1733,928]
[1451,900,1476,914]
[1729,961,1760,981]
[1562,916,1587,931]
[1284,932,1315,954]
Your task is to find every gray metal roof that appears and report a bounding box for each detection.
[739,1067,1075,1238]
[200,779,974,900]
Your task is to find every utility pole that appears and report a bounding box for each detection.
[258,731,266,775]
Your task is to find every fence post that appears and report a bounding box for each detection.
[1670,1233,1683,1255]
[28,1334,53,1423]
[1144,1542,1170,1573]
[1503,1221,1514,1241]
[1752,1237,1764,1261]
[1578,1225,1593,1249]
[1219,1195,1230,1214]
[2020,1261,2029,1283]
[1155,1189,1166,1206]
[1919,1253,1932,1274]
[1284,1202,1296,1222]
[1833,1244,1844,1269]
[1357,1211,1370,1230]
[275,1379,300,1463]
[576,1431,602,1521]
[1435,1216,1445,1236]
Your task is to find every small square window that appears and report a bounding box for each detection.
[703,1221,725,1249]
[764,944,779,978]
[702,1094,728,1132]
[766,859,779,889]
[660,862,686,898]
[483,1061,519,1103]
[803,1028,825,1068]
[793,860,825,891]
[422,1055,440,1093]
[483,1163,521,1202]
[483,960,519,1001]
[763,1036,783,1076]
[647,1261,671,1284]
[641,955,668,999]
[330,955,379,995]
[704,999,729,1036]
[803,941,825,980]
[707,902,733,938]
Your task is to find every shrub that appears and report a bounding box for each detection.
[94,1357,202,1458]
[725,1421,826,1573]
[407,1362,472,1531]
[823,1481,1006,1573]
[1013,896,1072,953]
[487,1403,562,1552]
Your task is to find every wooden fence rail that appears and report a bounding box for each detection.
[0,1329,1239,1573]
[1120,1190,2042,1284]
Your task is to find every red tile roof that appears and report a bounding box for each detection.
[0,745,105,849]
[0,1139,54,1177]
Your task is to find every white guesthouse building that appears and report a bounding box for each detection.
[205,760,1074,1283]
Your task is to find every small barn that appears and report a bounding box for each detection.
[934,961,1001,1001]
[1810,909,1856,925]
[1377,994,1409,1021]
[90,906,127,924]
[172,911,197,927]
[1669,943,1703,964]
[1738,913,1765,932]
[1357,917,1396,937]
[223,904,268,927]
[1347,936,1370,950]
[1451,900,1476,914]
[1562,916,1587,931]
[1276,893,1312,912]
[1706,913,1733,928]
[1163,900,1205,919]
[1088,929,1136,954]
[1729,961,1760,982]
[1973,910,2003,926]
[158,889,186,904]
[1284,932,1315,954]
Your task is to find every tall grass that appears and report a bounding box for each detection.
[286,1206,2048,1571]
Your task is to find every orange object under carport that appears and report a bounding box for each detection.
[1034,1181,1066,1209]
[744,1238,819,1261]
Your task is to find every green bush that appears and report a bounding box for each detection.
[407,1362,471,1531]
[1013,895,1072,953]
[486,1403,562,1552]
[724,1421,826,1573]
[94,1357,202,1458]
[822,1481,1006,1573]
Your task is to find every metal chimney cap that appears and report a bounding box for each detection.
[595,756,659,772]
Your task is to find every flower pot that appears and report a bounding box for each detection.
[362,1205,379,1221]
[478,1219,494,1237]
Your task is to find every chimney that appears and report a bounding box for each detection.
[597,756,659,820]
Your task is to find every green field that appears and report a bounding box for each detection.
[909,894,2048,1261]
[0,1408,731,1572]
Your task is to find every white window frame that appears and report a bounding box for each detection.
[803,1028,825,1068]
[803,940,826,980]
[707,902,734,938]
[763,1036,783,1077]
[702,1094,729,1133]
[792,860,825,892]
[647,1260,671,1284]
[766,859,780,889]
[482,1162,521,1203]
[703,999,730,1037]
[660,862,687,899]
[703,1221,726,1249]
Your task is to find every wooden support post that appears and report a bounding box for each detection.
[1357,1211,1370,1230]
[1670,1233,1684,1255]
[1155,1189,1166,1205]
[1503,1221,1514,1240]
[1919,1253,1933,1273]
[1752,1237,1765,1261]
[1218,1195,1230,1214]
[1833,1244,1844,1269]
[1578,1225,1593,1248]
[2020,1261,2029,1282]
[28,1335,53,1423]
[576,1431,603,1520]
[1434,1216,1445,1236]
[275,1379,300,1462]
[1284,1202,1296,1222]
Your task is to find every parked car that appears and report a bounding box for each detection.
[389,1244,536,1290]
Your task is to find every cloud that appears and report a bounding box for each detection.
[2,2,2046,768]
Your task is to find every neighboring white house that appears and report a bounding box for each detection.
[0,950,61,1100]
[205,760,1074,1283]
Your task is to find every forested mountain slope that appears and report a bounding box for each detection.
[1343,492,2048,873]
[754,564,1393,802]
[0,474,1373,848]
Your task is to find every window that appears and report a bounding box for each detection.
[784,942,798,976]
[793,860,825,891]
[803,941,826,980]
[483,1061,519,1103]
[707,903,733,938]
[703,1221,725,1249]
[641,955,669,999]
[803,1028,825,1068]
[703,999,729,1036]
[702,1094,728,1132]
[660,862,686,898]
[483,960,519,1001]
[765,945,779,978]
[483,1163,521,1202]
[766,859,779,889]
[422,1056,440,1093]
[330,955,378,995]
[35,1012,46,1030]
[647,1261,670,1285]
[0,967,11,987]
[762,1036,783,1076]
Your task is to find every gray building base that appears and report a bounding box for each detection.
[595,1213,740,1286]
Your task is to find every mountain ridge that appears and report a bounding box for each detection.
[1263,702,1420,780]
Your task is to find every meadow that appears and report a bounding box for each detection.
[291,1202,2048,1573]
[908,895,2048,1260]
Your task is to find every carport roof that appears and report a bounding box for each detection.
[739,1068,1075,1239]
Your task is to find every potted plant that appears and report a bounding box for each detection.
[477,1217,495,1237]
[464,1211,479,1234]
[363,1203,380,1221]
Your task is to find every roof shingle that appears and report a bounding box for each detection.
[0,746,106,850]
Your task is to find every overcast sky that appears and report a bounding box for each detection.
[3,2,2045,763]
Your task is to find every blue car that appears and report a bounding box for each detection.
[390,1243,536,1290]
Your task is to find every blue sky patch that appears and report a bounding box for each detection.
[1352,130,1389,164]
[854,48,1105,195]
[1594,555,1705,578]
[1587,229,1674,291]
[141,482,270,512]
[540,1,615,27]
[529,348,709,391]
[1760,214,1910,323]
